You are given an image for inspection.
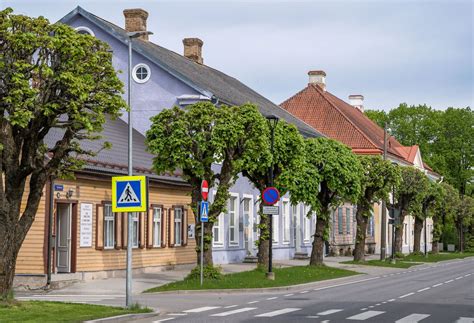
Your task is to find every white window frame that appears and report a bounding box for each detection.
[228,193,239,247]
[131,212,139,248]
[272,212,279,244]
[404,223,408,245]
[303,205,311,243]
[74,26,95,36]
[153,207,162,247]
[104,204,114,249]
[174,207,183,246]
[338,207,344,234]
[346,207,351,234]
[242,194,254,250]
[212,191,224,247]
[132,63,151,84]
[282,199,290,244]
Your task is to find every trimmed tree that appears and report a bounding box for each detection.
[394,167,429,253]
[0,9,125,299]
[242,121,305,268]
[456,196,474,252]
[146,102,269,267]
[353,156,400,261]
[290,138,362,266]
[431,183,459,253]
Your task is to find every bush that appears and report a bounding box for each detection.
[186,265,222,281]
[394,252,405,259]
[409,251,424,257]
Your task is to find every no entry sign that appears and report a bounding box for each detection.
[201,180,209,201]
[262,187,280,205]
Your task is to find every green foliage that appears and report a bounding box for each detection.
[364,109,389,128]
[186,265,223,281]
[394,252,405,259]
[396,167,430,216]
[291,138,362,219]
[356,156,401,217]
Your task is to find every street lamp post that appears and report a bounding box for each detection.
[391,183,396,264]
[266,115,279,280]
[126,31,152,308]
[381,123,388,260]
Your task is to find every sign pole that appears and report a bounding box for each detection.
[200,180,209,286]
[126,36,133,308]
[200,218,204,286]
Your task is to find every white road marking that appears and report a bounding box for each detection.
[167,313,186,316]
[360,308,367,311]
[445,279,454,283]
[382,275,387,277]
[307,316,320,319]
[455,276,463,280]
[347,310,385,320]
[369,306,374,308]
[312,277,380,292]
[417,287,430,292]
[300,290,309,294]
[388,299,396,302]
[152,319,175,323]
[395,313,431,322]
[456,317,474,323]
[266,297,278,300]
[382,301,387,304]
[465,274,472,277]
[375,303,381,306]
[211,307,257,317]
[318,309,343,315]
[224,305,238,309]
[399,292,415,299]
[247,301,259,304]
[255,308,301,317]
[284,293,294,297]
[432,283,443,287]
[321,320,330,323]
[183,306,221,313]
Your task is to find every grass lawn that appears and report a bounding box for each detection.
[0,300,151,322]
[145,265,359,293]
[341,259,417,269]
[403,252,474,263]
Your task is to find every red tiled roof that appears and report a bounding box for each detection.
[280,83,411,163]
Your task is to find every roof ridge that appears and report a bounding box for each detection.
[310,84,380,150]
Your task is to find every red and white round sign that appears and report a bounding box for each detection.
[201,180,209,201]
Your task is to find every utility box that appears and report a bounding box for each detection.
[447,244,455,252]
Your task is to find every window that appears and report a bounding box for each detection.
[132,63,151,83]
[153,207,162,247]
[304,205,311,242]
[174,207,183,246]
[282,200,290,244]
[338,208,343,234]
[131,213,139,248]
[229,195,239,246]
[74,26,95,36]
[346,208,351,234]
[104,204,114,249]
[213,213,224,246]
[367,213,374,237]
[404,223,408,245]
[272,213,279,244]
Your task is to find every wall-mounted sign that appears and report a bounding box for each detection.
[80,203,93,247]
[54,184,64,191]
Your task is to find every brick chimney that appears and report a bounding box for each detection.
[123,9,149,41]
[349,94,364,112]
[183,38,203,64]
[308,70,326,91]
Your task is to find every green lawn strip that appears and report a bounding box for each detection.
[341,259,417,269]
[0,300,151,323]
[145,265,359,292]
[402,252,474,263]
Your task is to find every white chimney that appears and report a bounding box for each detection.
[308,70,326,91]
[349,94,364,112]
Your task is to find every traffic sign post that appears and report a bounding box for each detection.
[262,187,280,206]
[262,186,280,280]
[200,180,209,286]
[112,175,147,307]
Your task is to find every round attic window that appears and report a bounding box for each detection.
[75,26,95,36]
[132,63,151,84]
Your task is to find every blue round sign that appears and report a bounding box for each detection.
[262,187,280,205]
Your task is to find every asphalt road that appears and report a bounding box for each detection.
[136,257,474,323]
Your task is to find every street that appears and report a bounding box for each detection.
[136,258,473,323]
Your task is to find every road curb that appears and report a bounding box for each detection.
[84,311,160,322]
[145,273,366,294]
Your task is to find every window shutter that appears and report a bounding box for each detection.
[122,213,128,249]
[115,211,122,249]
[139,212,146,249]
[147,208,153,249]
[95,204,104,250]
[169,207,175,247]
[161,208,167,248]
[182,208,188,246]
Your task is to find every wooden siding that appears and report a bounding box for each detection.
[15,174,196,274]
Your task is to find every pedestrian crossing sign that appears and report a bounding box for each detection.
[112,176,147,212]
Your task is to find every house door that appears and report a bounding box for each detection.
[56,203,72,273]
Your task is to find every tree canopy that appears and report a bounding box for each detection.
[290,137,362,265]
[0,8,125,298]
[146,102,269,266]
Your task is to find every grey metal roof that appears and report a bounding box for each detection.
[59,6,323,138]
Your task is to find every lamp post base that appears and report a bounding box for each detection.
[266,272,275,280]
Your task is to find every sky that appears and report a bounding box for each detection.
[2,0,473,111]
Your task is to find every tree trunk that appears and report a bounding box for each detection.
[353,207,368,262]
[394,213,406,253]
[257,205,270,269]
[413,217,423,253]
[0,230,22,300]
[191,180,214,267]
[310,216,326,266]
[431,216,439,254]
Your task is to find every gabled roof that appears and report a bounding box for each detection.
[59,6,322,139]
[280,83,417,164]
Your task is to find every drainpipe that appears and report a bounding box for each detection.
[47,177,54,286]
